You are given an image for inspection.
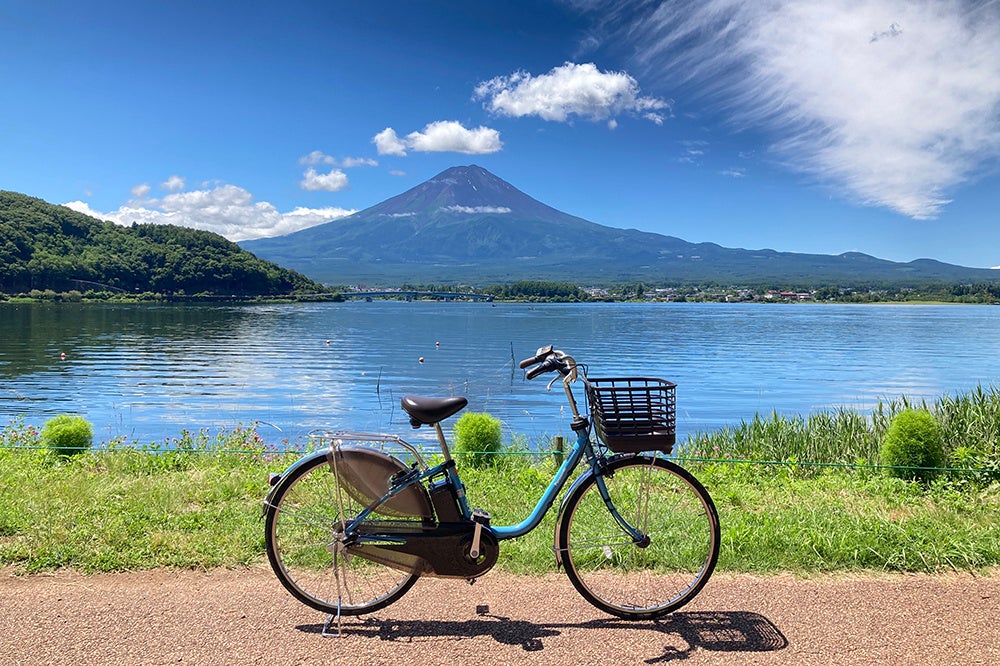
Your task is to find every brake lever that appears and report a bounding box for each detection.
[563,355,578,382]
[545,352,578,390]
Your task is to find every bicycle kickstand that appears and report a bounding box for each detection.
[321,597,344,638]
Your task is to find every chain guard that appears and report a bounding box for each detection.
[347,522,499,579]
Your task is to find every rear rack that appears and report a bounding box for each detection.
[307,430,428,470]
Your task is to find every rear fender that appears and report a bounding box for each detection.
[261,446,434,521]
[261,449,330,517]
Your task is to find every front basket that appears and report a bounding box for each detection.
[585,377,677,453]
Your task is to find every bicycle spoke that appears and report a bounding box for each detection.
[264,452,424,615]
[559,458,719,619]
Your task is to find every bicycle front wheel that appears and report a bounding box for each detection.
[264,452,424,616]
[557,456,719,619]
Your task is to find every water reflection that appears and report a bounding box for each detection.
[2,301,999,447]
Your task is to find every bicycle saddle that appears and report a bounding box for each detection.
[401,394,468,427]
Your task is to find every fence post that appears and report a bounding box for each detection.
[553,435,564,465]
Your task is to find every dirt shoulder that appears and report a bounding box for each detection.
[2,567,997,665]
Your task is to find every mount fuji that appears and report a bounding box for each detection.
[241,165,997,286]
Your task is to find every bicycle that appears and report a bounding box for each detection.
[262,345,720,621]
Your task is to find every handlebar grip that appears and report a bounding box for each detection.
[524,361,551,380]
[519,345,553,369]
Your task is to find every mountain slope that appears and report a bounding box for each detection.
[0,190,322,295]
[242,165,1000,286]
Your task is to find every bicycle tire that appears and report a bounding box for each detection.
[557,456,719,619]
[264,451,427,616]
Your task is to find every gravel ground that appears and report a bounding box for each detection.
[2,567,997,665]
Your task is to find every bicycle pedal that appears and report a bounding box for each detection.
[470,508,491,525]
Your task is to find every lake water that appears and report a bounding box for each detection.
[2,301,999,449]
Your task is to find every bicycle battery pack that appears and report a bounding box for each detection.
[429,478,462,523]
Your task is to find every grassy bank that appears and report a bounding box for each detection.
[2,387,999,576]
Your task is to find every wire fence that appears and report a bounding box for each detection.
[1,441,996,477]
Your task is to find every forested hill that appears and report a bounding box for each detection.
[0,191,323,296]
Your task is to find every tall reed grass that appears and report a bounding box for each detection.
[679,385,1000,482]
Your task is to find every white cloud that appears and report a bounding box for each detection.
[610,0,1000,219]
[63,201,108,218]
[276,206,357,235]
[372,121,502,156]
[373,128,408,156]
[299,150,336,166]
[445,205,512,214]
[161,175,185,192]
[408,121,502,154]
[300,167,349,192]
[298,151,378,168]
[63,184,355,242]
[474,62,670,125]
[131,183,151,198]
[340,156,378,168]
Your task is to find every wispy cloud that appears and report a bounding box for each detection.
[298,151,378,168]
[475,62,670,126]
[445,205,512,214]
[589,0,1000,219]
[161,175,185,192]
[373,121,502,156]
[677,139,708,165]
[64,182,355,241]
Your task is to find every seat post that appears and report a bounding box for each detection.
[433,422,453,462]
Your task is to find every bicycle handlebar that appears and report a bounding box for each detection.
[525,356,562,380]
[521,344,584,419]
[520,345,574,381]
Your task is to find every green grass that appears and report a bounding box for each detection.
[2,386,1000,576]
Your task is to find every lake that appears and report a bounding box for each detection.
[2,301,999,450]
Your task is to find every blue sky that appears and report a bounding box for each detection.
[3,0,1000,269]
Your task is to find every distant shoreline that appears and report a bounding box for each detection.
[2,294,996,306]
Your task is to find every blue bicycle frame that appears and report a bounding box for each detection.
[332,415,647,547]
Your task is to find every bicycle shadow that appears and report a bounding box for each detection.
[297,607,787,661]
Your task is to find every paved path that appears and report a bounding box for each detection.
[2,568,998,665]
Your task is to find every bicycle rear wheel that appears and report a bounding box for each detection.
[557,456,719,619]
[264,451,428,616]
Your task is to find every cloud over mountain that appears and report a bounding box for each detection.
[373,121,502,156]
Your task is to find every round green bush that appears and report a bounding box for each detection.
[879,409,944,483]
[453,411,502,467]
[41,414,93,457]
